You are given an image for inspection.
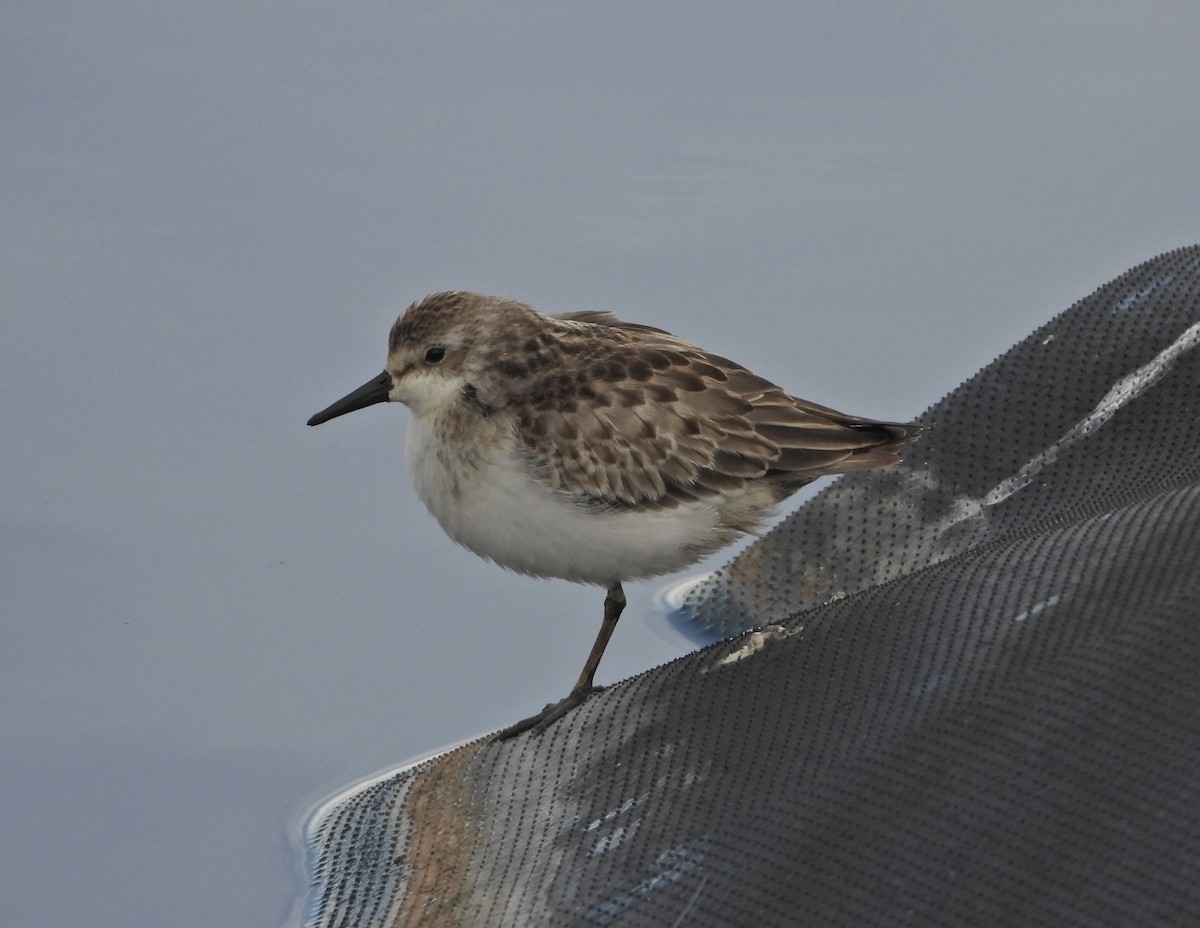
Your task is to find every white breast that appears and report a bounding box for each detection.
[404,413,738,586]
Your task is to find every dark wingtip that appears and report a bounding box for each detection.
[886,422,924,443]
[850,420,924,445]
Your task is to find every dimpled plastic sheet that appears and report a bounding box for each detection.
[302,245,1200,928]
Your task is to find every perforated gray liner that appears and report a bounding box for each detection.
[303,245,1200,927]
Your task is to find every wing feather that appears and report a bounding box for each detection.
[514,316,919,509]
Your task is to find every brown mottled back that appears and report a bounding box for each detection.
[489,305,921,509]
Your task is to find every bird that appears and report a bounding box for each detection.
[307,291,920,739]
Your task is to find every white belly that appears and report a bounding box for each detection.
[405,415,737,586]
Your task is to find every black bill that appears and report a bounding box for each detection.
[307,371,393,426]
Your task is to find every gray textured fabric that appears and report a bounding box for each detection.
[303,246,1200,927]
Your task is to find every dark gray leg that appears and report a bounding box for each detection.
[492,582,625,741]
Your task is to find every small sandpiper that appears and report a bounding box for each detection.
[308,292,920,739]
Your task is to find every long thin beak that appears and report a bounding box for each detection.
[307,371,393,426]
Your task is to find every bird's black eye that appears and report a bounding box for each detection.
[424,346,446,364]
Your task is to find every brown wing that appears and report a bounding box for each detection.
[515,315,919,507]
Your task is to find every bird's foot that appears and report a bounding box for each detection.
[490,685,605,742]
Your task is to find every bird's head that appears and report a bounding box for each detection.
[307,291,535,426]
